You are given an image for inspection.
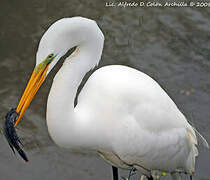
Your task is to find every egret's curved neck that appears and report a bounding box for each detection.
[46,36,104,150]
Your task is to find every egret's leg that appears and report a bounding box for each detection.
[147,175,154,180]
[112,166,118,180]
[127,167,137,180]
[140,175,146,180]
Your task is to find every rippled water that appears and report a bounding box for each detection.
[0,1,210,180]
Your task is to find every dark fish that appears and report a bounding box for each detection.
[3,108,28,162]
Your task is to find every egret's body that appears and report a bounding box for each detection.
[13,17,208,180]
[47,62,197,176]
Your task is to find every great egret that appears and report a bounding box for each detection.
[11,17,208,180]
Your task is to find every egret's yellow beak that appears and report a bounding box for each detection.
[15,55,55,127]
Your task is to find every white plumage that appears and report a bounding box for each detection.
[31,17,208,179]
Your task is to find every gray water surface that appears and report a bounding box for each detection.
[0,1,210,180]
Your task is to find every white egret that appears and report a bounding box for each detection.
[14,17,209,180]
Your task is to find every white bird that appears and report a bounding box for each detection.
[14,17,209,180]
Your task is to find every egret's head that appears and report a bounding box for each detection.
[14,17,72,126]
[35,16,102,74]
[14,17,104,126]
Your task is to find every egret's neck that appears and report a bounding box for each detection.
[46,42,103,149]
[49,47,91,113]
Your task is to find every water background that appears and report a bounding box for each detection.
[0,1,210,179]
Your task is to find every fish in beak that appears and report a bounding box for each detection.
[3,54,55,161]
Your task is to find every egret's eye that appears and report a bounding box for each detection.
[47,54,54,64]
[48,54,54,59]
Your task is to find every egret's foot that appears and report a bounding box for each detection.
[128,167,137,180]
[120,167,137,180]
